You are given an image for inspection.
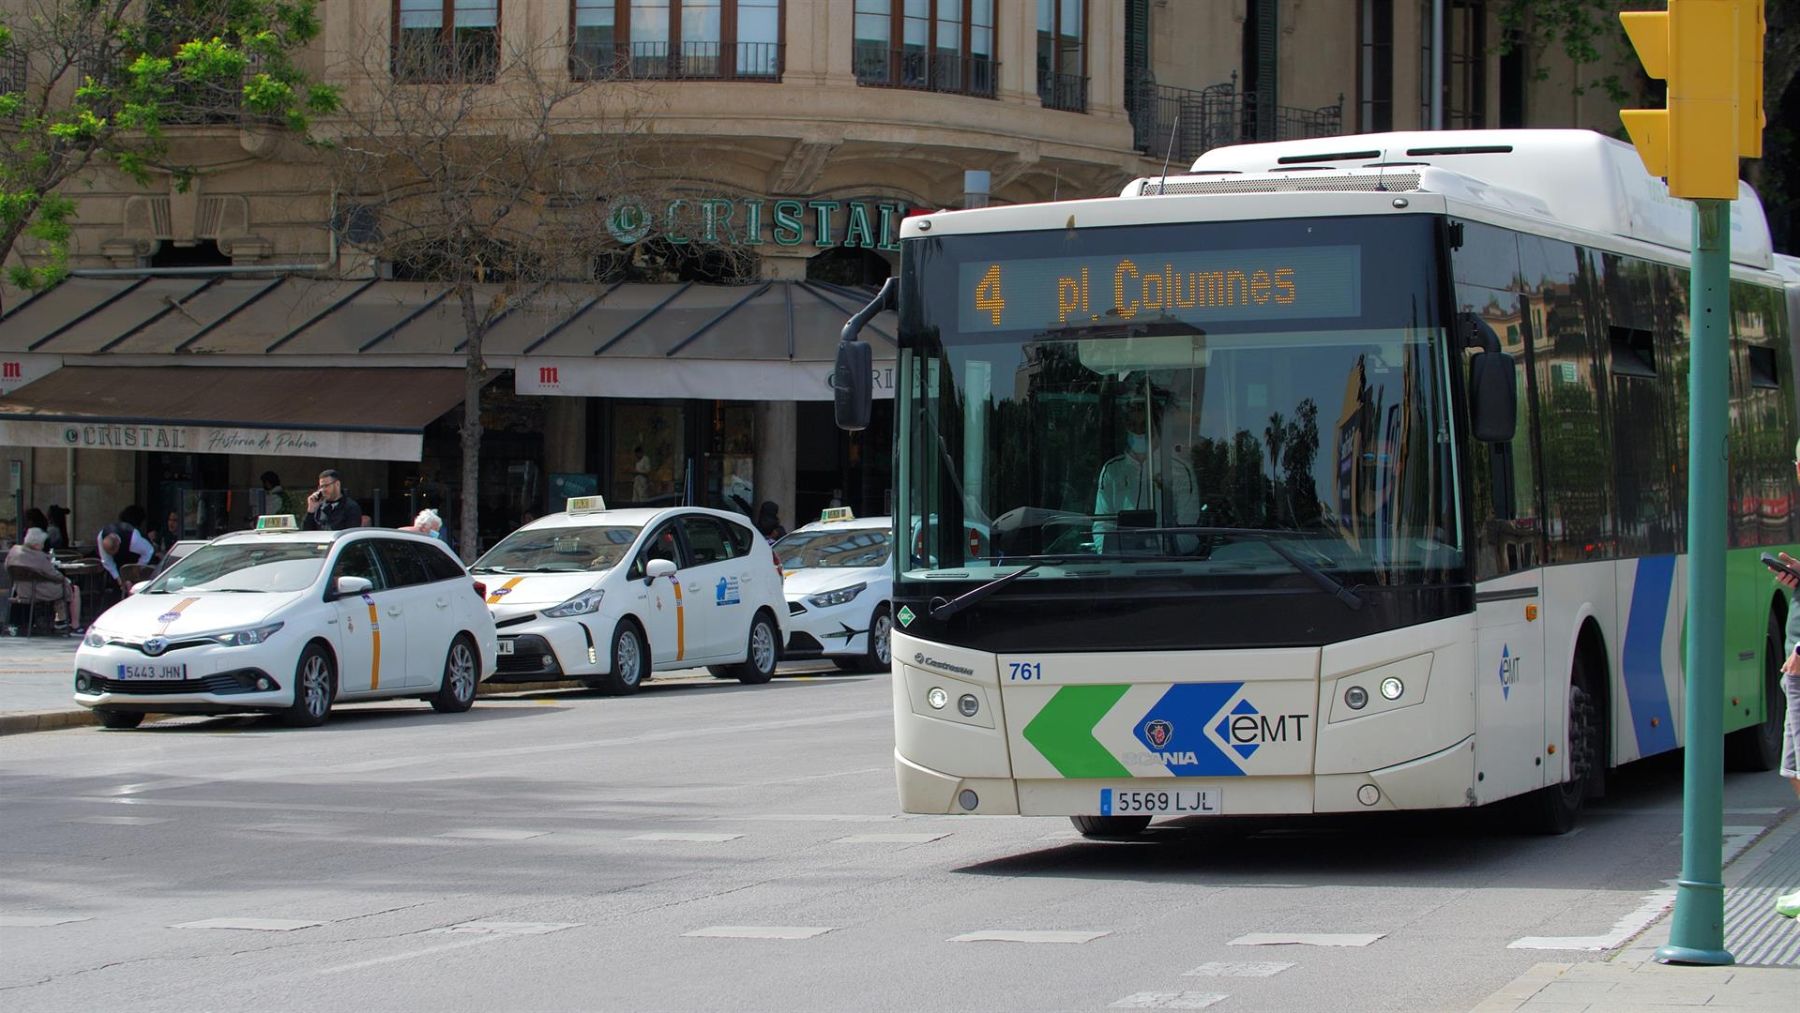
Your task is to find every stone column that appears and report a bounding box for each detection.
[752,400,796,532]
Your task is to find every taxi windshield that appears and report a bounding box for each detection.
[473,524,643,573]
[148,541,330,594]
[776,528,891,569]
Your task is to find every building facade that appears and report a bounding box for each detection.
[0,0,1637,554]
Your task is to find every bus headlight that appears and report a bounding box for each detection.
[1380,677,1404,700]
[927,687,948,709]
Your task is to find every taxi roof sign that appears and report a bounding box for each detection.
[819,507,856,523]
[255,514,298,531]
[566,495,607,514]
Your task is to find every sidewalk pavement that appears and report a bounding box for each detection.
[0,634,843,734]
[1472,811,1800,1012]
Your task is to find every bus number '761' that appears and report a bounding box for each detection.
[1008,662,1043,681]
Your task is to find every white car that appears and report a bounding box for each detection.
[775,510,893,672]
[473,498,785,693]
[73,521,498,729]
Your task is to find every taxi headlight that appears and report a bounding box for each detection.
[807,582,866,608]
[544,588,605,618]
[83,630,107,649]
[212,622,284,647]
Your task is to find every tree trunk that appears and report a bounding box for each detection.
[458,285,484,562]
[0,205,42,315]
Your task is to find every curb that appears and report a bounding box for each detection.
[0,674,735,736]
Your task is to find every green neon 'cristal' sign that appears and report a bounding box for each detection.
[605,196,906,251]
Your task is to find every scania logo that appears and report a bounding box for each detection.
[143,637,168,657]
[1144,719,1174,749]
[912,652,974,676]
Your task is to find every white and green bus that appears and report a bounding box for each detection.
[835,129,1798,837]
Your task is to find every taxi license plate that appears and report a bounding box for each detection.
[496,640,515,655]
[1099,787,1221,816]
[116,663,186,681]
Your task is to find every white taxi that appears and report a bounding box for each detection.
[73,518,499,729]
[473,497,785,693]
[775,509,893,672]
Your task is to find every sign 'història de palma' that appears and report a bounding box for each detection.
[605,196,908,250]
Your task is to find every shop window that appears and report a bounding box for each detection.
[394,1,499,83]
[572,0,782,81]
[854,0,996,99]
[614,402,686,506]
[1036,0,1085,112]
[595,239,757,283]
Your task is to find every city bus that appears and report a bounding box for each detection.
[835,129,1798,837]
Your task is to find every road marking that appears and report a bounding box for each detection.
[174,918,323,932]
[628,832,744,842]
[830,833,949,844]
[1229,933,1383,947]
[948,930,1110,944]
[683,925,835,940]
[438,829,549,841]
[1108,992,1229,1009]
[320,934,507,974]
[1508,888,1675,950]
[247,822,353,835]
[0,914,92,927]
[68,815,169,826]
[1184,961,1294,977]
[437,921,581,936]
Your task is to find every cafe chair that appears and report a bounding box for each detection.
[6,564,61,637]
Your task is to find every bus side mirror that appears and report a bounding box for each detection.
[1469,351,1517,443]
[833,339,873,432]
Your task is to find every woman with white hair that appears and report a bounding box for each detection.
[400,508,448,544]
[5,527,81,634]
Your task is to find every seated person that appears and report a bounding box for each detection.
[6,527,81,633]
[1093,398,1199,554]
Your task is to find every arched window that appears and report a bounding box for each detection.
[596,239,759,284]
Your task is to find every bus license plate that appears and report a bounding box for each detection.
[117,663,186,681]
[1099,787,1221,816]
[496,640,515,655]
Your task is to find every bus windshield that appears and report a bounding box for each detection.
[899,214,1463,590]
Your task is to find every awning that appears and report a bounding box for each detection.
[0,366,465,461]
[0,276,896,402]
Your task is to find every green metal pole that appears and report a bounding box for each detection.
[1656,198,1734,967]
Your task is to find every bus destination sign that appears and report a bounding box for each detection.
[957,245,1362,333]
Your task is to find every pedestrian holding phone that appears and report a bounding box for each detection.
[1769,437,1800,919]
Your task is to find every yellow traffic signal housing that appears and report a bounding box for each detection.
[1620,0,1764,200]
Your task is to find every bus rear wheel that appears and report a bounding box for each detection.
[1070,815,1151,838]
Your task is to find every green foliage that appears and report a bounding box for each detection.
[0,1,340,290]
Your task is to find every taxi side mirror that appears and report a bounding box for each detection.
[644,558,677,585]
[333,575,374,598]
[129,581,150,595]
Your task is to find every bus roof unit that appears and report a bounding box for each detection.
[1125,129,1772,270]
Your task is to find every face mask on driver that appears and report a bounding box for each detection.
[1126,431,1148,455]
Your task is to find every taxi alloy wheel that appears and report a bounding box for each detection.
[735,613,778,685]
[281,644,335,728]
[430,636,478,713]
[589,620,645,696]
[868,605,892,669]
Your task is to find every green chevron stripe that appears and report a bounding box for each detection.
[1022,685,1132,778]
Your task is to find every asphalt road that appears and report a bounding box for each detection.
[1,668,1794,1013]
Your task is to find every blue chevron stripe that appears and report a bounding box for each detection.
[1621,556,1678,756]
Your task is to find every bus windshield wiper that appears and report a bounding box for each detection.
[1125,526,1365,611]
[926,559,1060,619]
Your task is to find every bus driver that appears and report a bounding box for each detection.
[1093,395,1199,553]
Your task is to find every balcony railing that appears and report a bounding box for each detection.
[392,31,499,84]
[1,49,25,98]
[1129,73,1343,167]
[571,41,783,82]
[1037,70,1087,113]
[853,44,997,99]
[78,55,251,125]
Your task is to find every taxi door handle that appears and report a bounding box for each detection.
[434,596,449,609]
[685,582,699,592]
[386,606,402,616]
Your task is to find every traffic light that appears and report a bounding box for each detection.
[1619,0,1765,200]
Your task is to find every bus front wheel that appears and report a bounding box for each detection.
[1528,655,1601,835]
[1071,815,1152,838]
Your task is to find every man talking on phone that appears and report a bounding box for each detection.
[301,469,363,532]
[1772,437,1800,919]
